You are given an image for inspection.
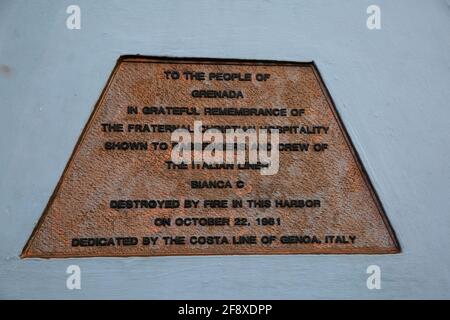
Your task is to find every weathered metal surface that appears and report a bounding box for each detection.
[22,56,399,258]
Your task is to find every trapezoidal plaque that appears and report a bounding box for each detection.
[22,56,400,258]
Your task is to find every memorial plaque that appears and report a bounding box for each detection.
[22,56,400,258]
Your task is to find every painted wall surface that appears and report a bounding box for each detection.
[0,0,449,299]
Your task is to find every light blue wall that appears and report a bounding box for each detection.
[1,0,449,299]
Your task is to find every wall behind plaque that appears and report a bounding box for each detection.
[0,0,449,299]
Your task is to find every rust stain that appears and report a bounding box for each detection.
[0,64,12,76]
[22,56,400,258]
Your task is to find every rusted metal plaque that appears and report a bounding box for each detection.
[22,56,399,258]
